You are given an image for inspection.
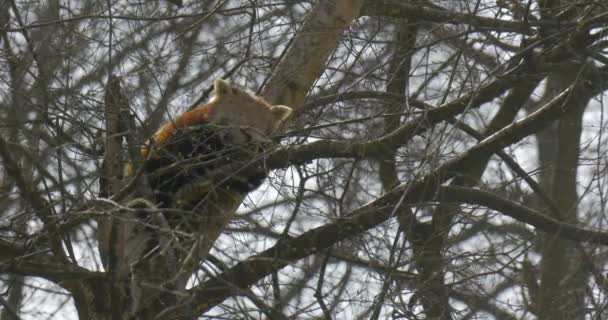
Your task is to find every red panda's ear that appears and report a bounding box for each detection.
[270,105,293,124]
[214,79,233,98]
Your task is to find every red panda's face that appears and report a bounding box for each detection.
[206,80,292,136]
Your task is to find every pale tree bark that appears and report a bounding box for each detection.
[262,0,365,108]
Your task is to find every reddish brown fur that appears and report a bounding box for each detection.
[141,104,212,159]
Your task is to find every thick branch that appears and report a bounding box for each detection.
[261,0,364,108]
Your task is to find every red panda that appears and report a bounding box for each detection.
[136,79,292,229]
[98,79,291,276]
[141,79,292,160]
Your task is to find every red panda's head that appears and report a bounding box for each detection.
[206,80,292,136]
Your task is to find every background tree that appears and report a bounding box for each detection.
[1,0,608,319]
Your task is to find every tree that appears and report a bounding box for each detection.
[1,0,608,319]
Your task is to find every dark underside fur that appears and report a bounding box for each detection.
[142,124,268,227]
